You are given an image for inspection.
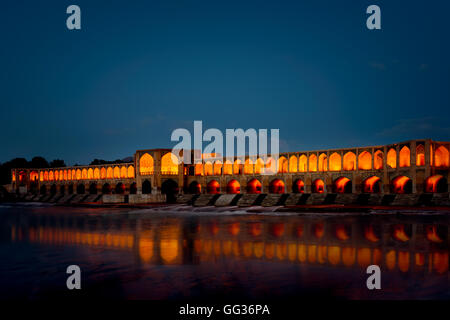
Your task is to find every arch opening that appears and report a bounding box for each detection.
[142,180,152,194]
[329,153,341,171]
[188,181,201,194]
[363,176,381,193]
[334,177,352,193]
[161,179,179,203]
[293,179,305,193]
[343,152,356,171]
[115,183,125,194]
[130,182,137,194]
[358,151,372,170]
[391,176,412,194]
[425,175,448,193]
[312,179,325,193]
[435,146,449,167]
[226,179,240,194]
[269,179,285,194]
[89,183,98,194]
[207,180,220,194]
[76,184,85,194]
[246,179,262,194]
[102,183,111,194]
[416,145,425,166]
[399,146,410,167]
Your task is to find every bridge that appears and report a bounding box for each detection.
[10,139,450,205]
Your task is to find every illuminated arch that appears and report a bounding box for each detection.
[387,148,397,168]
[213,161,222,175]
[374,150,383,169]
[113,167,120,179]
[223,160,232,175]
[54,170,59,181]
[75,169,81,180]
[106,167,113,179]
[140,153,154,175]
[71,170,76,180]
[265,157,276,174]
[312,179,325,193]
[207,180,220,194]
[100,167,106,179]
[49,171,54,181]
[120,166,127,178]
[318,153,327,171]
[391,176,412,194]
[87,168,94,179]
[161,152,179,175]
[115,182,125,194]
[358,151,372,170]
[435,146,449,167]
[278,156,288,173]
[30,171,39,182]
[43,171,48,181]
[289,156,298,172]
[63,170,68,180]
[39,171,44,182]
[226,179,240,194]
[233,159,241,175]
[308,154,317,172]
[329,152,341,171]
[127,166,135,178]
[204,161,213,176]
[416,144,425,166]
[244,159,253,174]
[343,152,356,171]
[399,146,410,167]
[425,175,448,193]
[92,168,99,179]
[195,163,203,176]
[246,178,262,194]
[254,158,264,174]
[81,168,88,180]
[363,176,381,193]
[58,170,63,181]
[299,155,307,172]
[67,169,72,181]
[293,179,304,193]
[334,177,352,193]
[269,179,285,194]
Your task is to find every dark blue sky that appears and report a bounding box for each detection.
[1,0,449,165]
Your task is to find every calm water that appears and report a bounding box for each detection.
[0,203,449,300]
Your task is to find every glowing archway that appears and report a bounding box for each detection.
[293,179,304,193]
[188,181,201,194]
[312,179,325,193]
[416,144,425,166]
[329,152,341,171]
[246,178,262,194]
[308,154,317,172]
[391,176,412,194]
[343,152,356,171]
[289,156,298,172]
[358,151,372,170]
[425,175,447,193]
[387,148,397,168]
[233,159,241,175]
[244,159,253,174]
[363,176,381,193]
[87,168,94,179]
[140,153,154,175]
[94,168,100,179]
[374,150,383,169]
[204,162,213,176]
[207,180,220,194]
[399,146,410,167]
[278,156,288,173]
[120,166,127,178]
[127,166,135,178]
[254,158,264,174]
[269,179,285,194]
[223,160,232,175]
[226,179,240,194]
[106,167,113,179]
[82,169,88,180]
[318,153,327,171]
[435,146,449,167]
[213,161,222,175]
[100,167,106,179]
[113,167,120,179]
[334,177,352,193]
[299,155,307,172]
[161,152,179,175]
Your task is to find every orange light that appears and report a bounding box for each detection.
[334,177,351,193]
[226,179,240,194]
[206,180,220,194]
[271,223,285,237]
[434,146,449,167]
[308,154,317,172]
[289,156,298,172]
[425,175,445,193]
[387,148,397,168]
[426,225,443,243]
[416,144,425,166]
[335,224,349,241]
[313,179,324,193]
[399,146,410,167]
[247,179,262,194]
[343,152,356,171]
[278,157,288,173]
[329,152,341,171]
[293,179,304,193]
[364,225,380,242]
[363,176,381,193]
[318,153,327,171]
[313,223,324,239]
[228,222,240,236]
[244,159,253,174]
[393,225,410,242]
[248,222,262,237]
[358,151,372,170]
[392,176,411,194]
[269,179,285,194]
[296,225,304,237]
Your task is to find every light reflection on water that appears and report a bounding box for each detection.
[0,205,449,300]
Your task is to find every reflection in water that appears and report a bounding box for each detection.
[1,206,450,300]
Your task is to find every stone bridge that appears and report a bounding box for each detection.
[10,139,450,205]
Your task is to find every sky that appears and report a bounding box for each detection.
[1,0,449,165]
